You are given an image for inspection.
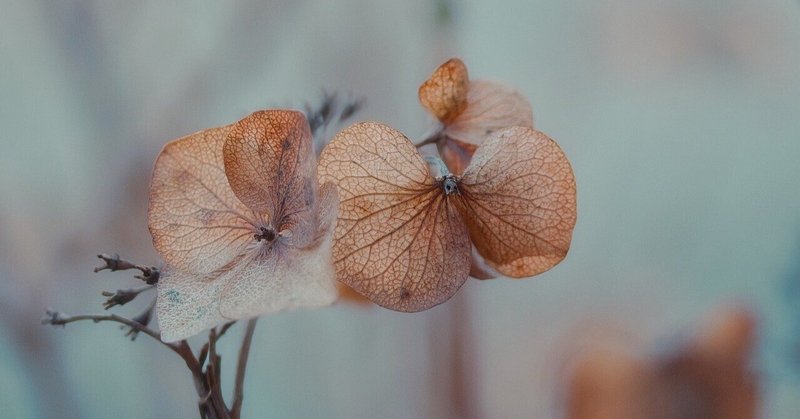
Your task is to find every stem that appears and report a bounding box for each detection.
[94,253,160,284]
[102,284,155,309]
[230,318,258,419]
[43,310,168,349]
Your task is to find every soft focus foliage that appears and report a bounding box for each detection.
[149,110,338,341]
[563,306,758,419]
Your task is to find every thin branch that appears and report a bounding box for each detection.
[124,298,157,340]
[304,91,364,136]
[216,321,236,341]
[415,131,445,148]
[94,253,160,284]
[204,327,229,419]
[230,318,258,419]
[102,284,156,309]
[42,309,176,352]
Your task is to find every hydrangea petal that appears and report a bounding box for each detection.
[318,122,472,312]
[458,127,576,277]
[148,125,256,274]
[418,58,470,123]
[223,110,318,248]
[156,266,227,342]
[444,80,534,146]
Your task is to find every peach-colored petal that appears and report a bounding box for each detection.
[223,110,318,248]
[444,80,534,145]
[148,125,256,274]
[214,160,340,323]
[458,127,576,278]
[154,111,340,340]
[418,58,470,123]
[468,245,500,280]
[335,282,373,305]
[437,136,478,177]
[318,122,472,312]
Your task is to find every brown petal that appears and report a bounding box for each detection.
[437,136,478,176]
[468,245,500,280]
[148,125,256,274]
[318,122,472,312]
[457,127,576,278]
[223,110,318,248]
[418,58,470,123]
[444,80,534,146]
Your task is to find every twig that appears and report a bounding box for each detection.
[216,321,236,341]
[41,309,175,352]
[94,253,160,284]
[304,91,364,136]
[415,131,445,148]
[124,298,157,340]
[230,318,258,419]
[102,284,155,309]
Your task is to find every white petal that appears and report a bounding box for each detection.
[156,267,227,342]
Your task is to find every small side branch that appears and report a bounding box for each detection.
[415,131,445,148]
[102,284,156,309]
[230,318,258,419]
[42,309,170,350]
[94,253,160,284]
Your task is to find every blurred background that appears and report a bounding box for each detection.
[1,0,799,418]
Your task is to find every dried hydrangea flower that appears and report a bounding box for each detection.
[318,122,576,312]
[419,58,534,175]
[148,110,338,342]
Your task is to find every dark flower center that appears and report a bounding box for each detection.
[254,226,277,242]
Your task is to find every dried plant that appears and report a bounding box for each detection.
[317,58,575,311]
[418,58,534,175]
[43,58,577,417]
[149,110,338,341]
[318,122,576,311]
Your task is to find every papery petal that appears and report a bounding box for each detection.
[215,249,337,321]
[223,110,318,248]
[318,122,472,312]
[156,266,228,342]
[418,58,470,123]
[148,125,256,274]
[468,245,500,280]
[444,80,534,146]
[437,136,478,176]
[458,127,576,278]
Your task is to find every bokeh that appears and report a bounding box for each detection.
[1,1,799,418]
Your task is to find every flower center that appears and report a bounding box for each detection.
[442,175,459,195]
[254,226,277,242]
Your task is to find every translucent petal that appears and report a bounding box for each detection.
[223,110,318,248]
[156,266,228,342]
[148,124,255,274]
[445,80,534,146]
[418,58,470,123]
[437,136,477,176]
[318,122,472,312]
[218,182,338,319]
[458,127,576,277]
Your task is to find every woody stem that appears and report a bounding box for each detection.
[230,318,258,418]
